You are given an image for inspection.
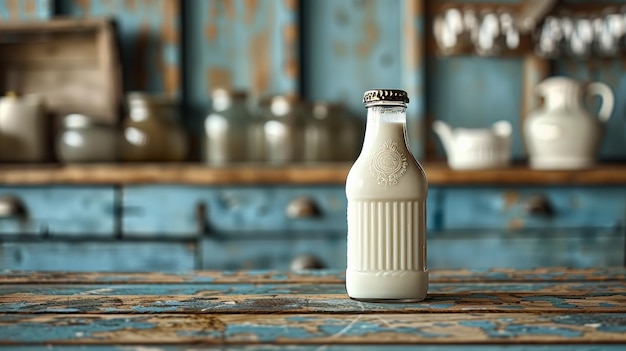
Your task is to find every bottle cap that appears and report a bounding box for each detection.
[362,89,409,105]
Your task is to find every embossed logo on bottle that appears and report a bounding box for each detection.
[370,139,407,186]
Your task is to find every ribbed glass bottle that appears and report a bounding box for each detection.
[345,89,428,301]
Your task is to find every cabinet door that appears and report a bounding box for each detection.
[122,185,350,236]
[201,236,346,270]
[428,228,624,269]
[0,187,116,237]
[0,241,197,272]
[440,187,626,230]
[429,186,626,269]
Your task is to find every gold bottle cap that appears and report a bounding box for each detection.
[362,89,409,105]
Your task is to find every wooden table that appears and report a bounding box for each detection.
[1,268,626,350]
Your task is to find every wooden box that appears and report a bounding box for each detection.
[0,18,122,124]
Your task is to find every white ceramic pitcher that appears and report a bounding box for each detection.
[433,120,512,170]
[523,77,614,170]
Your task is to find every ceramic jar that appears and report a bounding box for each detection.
[0,92,46,162]
[303,102,362,163]
[523,77,614,170]
[303,102,339,163]
[203,89,250,165]
[260,95,304,164]
[121,92,187,162]
[56,114,118,163]
[433,120,512,169]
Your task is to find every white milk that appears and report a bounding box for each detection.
[345,103,428,301]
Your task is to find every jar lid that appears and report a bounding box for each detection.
[362,89,409,105]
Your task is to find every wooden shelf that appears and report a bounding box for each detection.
[0,162,625,186]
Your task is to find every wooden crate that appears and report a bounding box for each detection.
[0,18,123,124]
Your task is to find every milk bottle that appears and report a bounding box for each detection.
[346,89,428,301]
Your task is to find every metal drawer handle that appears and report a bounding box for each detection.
[524,195,554,217]
[290,254,325,270]
[0,195,28,219]
[286,197,320,219]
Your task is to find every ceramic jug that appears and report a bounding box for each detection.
[523,77,613,170]
[433,120,512,169]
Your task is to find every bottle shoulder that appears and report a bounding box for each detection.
[346,151,428,200]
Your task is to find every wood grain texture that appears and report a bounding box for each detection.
[1,268,625,347]
[0,186,116,235]
[3,288,625,313]
[3,281,624,296]
[0,346,625,351]
[1,312,625,345]
[1,267,625,284]
[1,162,626,185]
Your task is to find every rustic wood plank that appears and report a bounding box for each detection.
[1,268,624,284]
[3,281,622,297]
[3,288,625,314]
[1,163,626,185]
[2,346,626,351]
[1,313,625,345]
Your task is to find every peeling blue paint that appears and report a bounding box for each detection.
[225,324,314,340]
[2,345,626,351]
[523,296,578,309]
[319,319,451,339]
[0,318,155,342]
[504,324,583,338]
[131,305,179,313]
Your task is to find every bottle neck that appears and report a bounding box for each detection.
[362,105,408,151]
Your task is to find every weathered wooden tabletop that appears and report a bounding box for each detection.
[1,267,625,350]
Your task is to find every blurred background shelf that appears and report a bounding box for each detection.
[1,0,625,273]
[0,163,625,185]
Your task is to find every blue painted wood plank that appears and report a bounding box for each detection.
[123,185,439,236]
[429,229,624,269]
[2,346,626,351]
[3,282,625,313]
[440,187,626,230]
[1,267,624,284]
[201,236,346,270]
[302,0,402,114]
[1,313,625,344]
[123,185,348,235]
[3,281,624,296]
[0,0,52,20]
[1,346,626,351]
[0,241,196,271]
[0,186,115,236]
[56,0,180,94]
